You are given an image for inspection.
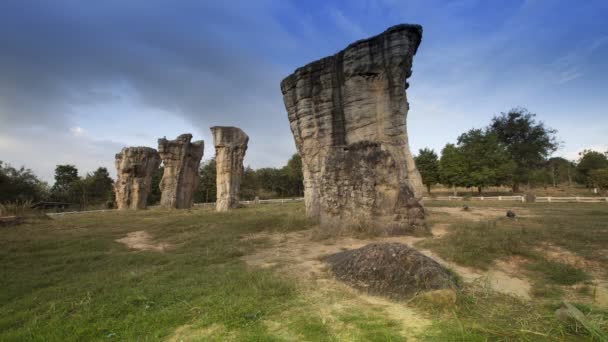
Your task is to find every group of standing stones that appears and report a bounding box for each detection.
[114,128,248,212]
[116,23,426,234]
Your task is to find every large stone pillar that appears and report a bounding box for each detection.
[211,126,249,211]
[158,134,204,209]
[280,24,426,234]
[114,147,161,210]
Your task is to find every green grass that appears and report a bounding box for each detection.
[0,203,313,341]
[526,259,591,285]
[421,201,608,271]
[2,201,608,341]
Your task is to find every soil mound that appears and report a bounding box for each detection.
[325,242,457,299]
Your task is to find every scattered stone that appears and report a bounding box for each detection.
[210,126,249,212]
[325,242,458,299]
[114,147,161,210]
[506,210,516,218]
[280,24,426,234]
[158,134,205,209]
[462,205,470,211]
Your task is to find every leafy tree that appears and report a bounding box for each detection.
[589,168,608,190]
[545,157,576,187]
[240,166,259,200]
[0,161,49,203]
[196,160,216,203]
[282,154,304,197]
[456,129,515,193]
[84,167,114,204]
[439,143,467,193]
[489,107,559,192]
[50,165,80,202]
[414,148,440,193]
[147,166,164,205]
[576,150,608,186]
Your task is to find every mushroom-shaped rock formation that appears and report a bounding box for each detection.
[158,134,204,209]
[211,126,249,212]
[280,24,426,234]
[114,147,161,210]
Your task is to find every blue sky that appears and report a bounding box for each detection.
[0,0,606,182]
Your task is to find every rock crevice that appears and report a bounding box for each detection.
[280,24,425,233]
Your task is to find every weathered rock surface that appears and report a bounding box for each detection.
[280,24,426,233]
[158,134,204,209]
[211,126,249,211]
[114,147,161,210]
[325,243,458,299]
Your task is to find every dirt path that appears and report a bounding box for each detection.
[116,230,170,252]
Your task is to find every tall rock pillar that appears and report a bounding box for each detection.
[114,147,161,210]
[158,134,204,209]
[280,24,426,234]
[211,126,249,211]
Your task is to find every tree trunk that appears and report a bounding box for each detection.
[512,183,520,193]
[452,185,457,196]
[426,184,431,194]
[477,186,482,194]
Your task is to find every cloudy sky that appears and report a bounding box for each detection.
[1,0,606,183]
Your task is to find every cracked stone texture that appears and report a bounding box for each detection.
[211,126,249,212]
[280,24,426,233]
[114,147,161,210]
[158,134,204,209]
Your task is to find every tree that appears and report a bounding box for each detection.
[545,157,576,187]
[456,129,514,193]
[576,150,608,187]
[196,160,216,203]
[414,148,439,193]
[282,153,304,197]
[147,166,164,205]
[489,107,559,192]
[50,165,80,202]
[84,167,114,204]
[589,168,608,190]
[439,143,467,195]
[0,161,49,203]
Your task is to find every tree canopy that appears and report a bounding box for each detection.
[414,148,439,193]
[489,107,558,191]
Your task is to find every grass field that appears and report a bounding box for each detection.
[1,201,608,341]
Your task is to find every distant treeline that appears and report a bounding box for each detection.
[0,154,303,208]
[414,107,608,194]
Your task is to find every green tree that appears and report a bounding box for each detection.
[147,166,164,205]
[83,167,114,205]
[196,159,216,203]
[414,148,439,193]
[489,107,559,192]
[439,143,467,194]
[456,129,515,193]
[545,157,576,187]
[589,168,608,190]
[282,153,303,197]
[0,161,49,203]
[239,166,259,200]
[576,150,608,186]
[50,165,80,202]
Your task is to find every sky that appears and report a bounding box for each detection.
[0,0,606,183]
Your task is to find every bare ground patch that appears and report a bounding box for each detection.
[427,206,533,221]
[116,230,171,252]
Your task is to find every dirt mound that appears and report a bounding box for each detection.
[325,243,457,299]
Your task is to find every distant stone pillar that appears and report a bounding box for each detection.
[114,147,161,210]
[211,126,249,212]
[158,134,204,209]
